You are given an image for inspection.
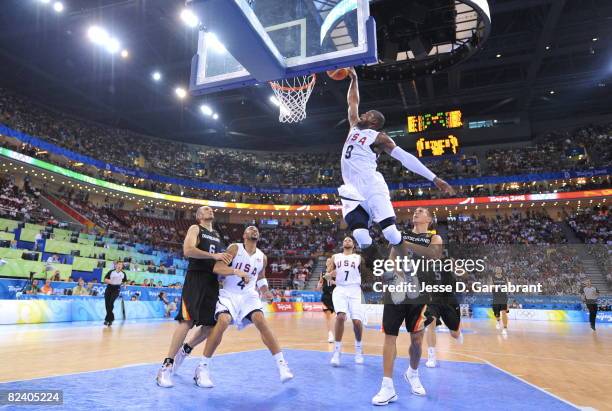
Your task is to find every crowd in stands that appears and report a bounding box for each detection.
[447,211,567,244]
[567,206,611,244]
[454,245,588,296]
[0,176,53,224]
[1,88,609,193]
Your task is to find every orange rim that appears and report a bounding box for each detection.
[270,74,316,92]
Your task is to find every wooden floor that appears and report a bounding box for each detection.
[0,313,610,410]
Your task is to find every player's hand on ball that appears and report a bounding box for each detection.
[433,177,455,195]
[215,252,233,264]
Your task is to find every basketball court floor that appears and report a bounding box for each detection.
[1,313,609,410]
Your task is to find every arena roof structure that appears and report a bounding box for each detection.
[0,0,611,149]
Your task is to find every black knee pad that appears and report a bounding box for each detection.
[345,205,369,231]
[378,216,397,231]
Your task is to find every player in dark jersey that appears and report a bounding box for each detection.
[373,207,442,405]
[424,257,463,368]
[491,266,509,336]
[156,206,250,388]
[316,257,336,343]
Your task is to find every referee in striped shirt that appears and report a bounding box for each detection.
[103,260,128,327]
[582,279,599,331]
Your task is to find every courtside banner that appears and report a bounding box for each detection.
[0,147,609,211]
[302,302,324,312]
[472,307,591,322]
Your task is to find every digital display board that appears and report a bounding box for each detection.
[416,135,460,157]
[408,110,463,133]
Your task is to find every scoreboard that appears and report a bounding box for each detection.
[407,110,463,133]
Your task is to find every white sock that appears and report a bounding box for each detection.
[407,367,418,377]
[273,352,285,366]
[382,376,394,388]
[355,341,362,352]
[428,347,436,357]
[334,342,342,352]
[200,356,211,366]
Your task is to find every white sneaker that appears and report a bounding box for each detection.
[456,332,464,344]
[425,356,436,368]
[173,345,189,374]
[495,322,501,330]
[279,361,294,383]
[372,384,398,406]
[194,364,214,388]
[155,365,173,388]
[501,329,508,338]
[330,351,341,367]
[404,369,426,396]
[355,352,364,364]
[327,332,334,343]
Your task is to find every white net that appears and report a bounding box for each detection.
[269,74,316,123]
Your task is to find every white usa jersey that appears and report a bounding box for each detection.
[341,127,380,188]
[333,253,362,287]
[222,244,265,294]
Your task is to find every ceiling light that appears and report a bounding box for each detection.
[180,9,200,28]
[53,2,64,12]
[152,71,162,81]
[175,87,187,99]
[200,105,213,116]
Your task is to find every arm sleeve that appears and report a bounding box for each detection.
[389,146,437,182]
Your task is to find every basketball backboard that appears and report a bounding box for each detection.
[189,0,377,95]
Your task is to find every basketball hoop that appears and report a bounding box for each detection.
[269,74,316,123]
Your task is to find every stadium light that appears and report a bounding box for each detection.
[152,71,162,82]
[200,105,213,116]
[87,26,122,54]
[120,49,129,59]
[53,1,64,12]
[212,113,219,120]
[175,87,187,99]
[180,9,200,28]
[549,90,555,95]
[106,38,121,54]
[496,53,501,58]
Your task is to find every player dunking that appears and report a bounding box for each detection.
[340,68,454,265]
[372,207,443,405]
[328,237,365,366]
[316,257,336,343]
[156,206,250,388]
[193,226,293,388]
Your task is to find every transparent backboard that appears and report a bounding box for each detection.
[191,0,376,94]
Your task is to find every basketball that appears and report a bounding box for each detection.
[327,68,349,81]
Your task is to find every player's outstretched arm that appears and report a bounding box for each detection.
[347,68,360,128]
[183,225,233,263]
[374,133,455,195]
